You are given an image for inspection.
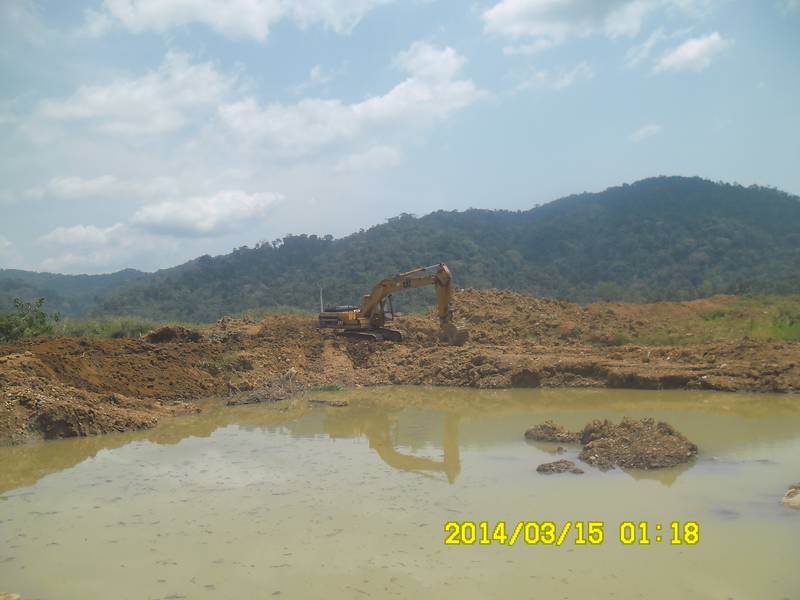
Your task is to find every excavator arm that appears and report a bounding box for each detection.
[319,263,468,345]
[360,263,454,323]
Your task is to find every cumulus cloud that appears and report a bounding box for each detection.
[654,32,731,72]
[40,223,127,247]
[25,175,121,200]
[39,52,235,135]
[629,123,662,142]
[83,0,393,41]
[24,175,180,201]
[483,0,662,43]
[37,222,178,272]
[132,190,283,235]
[625,27,668,67]
[334,145,403,172]
[219,41,484,156]
[516,61,594,91]
[483,0,714,51]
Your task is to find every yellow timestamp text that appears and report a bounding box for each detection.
[443,521,700,547]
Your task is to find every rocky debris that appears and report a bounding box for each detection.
[0,594,22,600]
[226,375,303,406]
[524,420,579,443]
[782,483,800,509]
[578,418,698,470]
[536,459,584,475]
[144,326,202,343]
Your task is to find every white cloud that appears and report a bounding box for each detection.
[516,61,594,91]
[132,190,283,235]
[37,223,178,273]
[483,0,713,49]
[393,41,466,81]
[0,235,11,251]
[625,27,667,67]
[334,145,402,172]
[26,175,121,199]
[24,175,180,201]
[629,123,662,142]
[654,32,731,72]
[40,223,127,247]
[219,41,485,156]
[39,52,235,135]
[483,0,661,43]
[83,0,393,41]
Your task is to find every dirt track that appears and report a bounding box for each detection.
[1,289,799,445]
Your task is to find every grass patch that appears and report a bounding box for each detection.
[634,333,696,346]
[56,317,162,339]
[312,383,344,392]
[634,295,800,345]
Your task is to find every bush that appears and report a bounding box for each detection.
[56,318,159,339]
[0,298,60,342]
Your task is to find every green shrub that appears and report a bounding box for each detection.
[57,318,159,339]
[0,298,60,342]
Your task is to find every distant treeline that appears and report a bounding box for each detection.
[2,176,799,322]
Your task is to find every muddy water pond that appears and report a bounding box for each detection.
[1,387,799,600]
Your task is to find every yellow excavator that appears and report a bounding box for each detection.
[318,263,469,345]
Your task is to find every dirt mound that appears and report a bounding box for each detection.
[782,483,800,509]
[536,459,584,474]
[1,288,799,446]
[578,418,698,470]
[524,420,579,442]
[144,326,202,343]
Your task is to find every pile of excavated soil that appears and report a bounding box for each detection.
[578,418,698,470]
[536,459,584,474]
[2,288,799,445]
[782,483,800,509]
[144,325,202,343]
[524,420,579,443]
[525,417,698,470]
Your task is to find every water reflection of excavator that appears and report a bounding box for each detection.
[323,409,462,483]
[318,263,469,345]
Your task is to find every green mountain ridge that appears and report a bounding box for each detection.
[3,176,799,322]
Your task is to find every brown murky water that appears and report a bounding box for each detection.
[1,387,799,599]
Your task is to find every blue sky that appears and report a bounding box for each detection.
[1,0,798,274]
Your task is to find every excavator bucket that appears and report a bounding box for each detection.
[441,323,469,346]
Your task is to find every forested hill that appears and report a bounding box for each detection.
[0,268,147,318]
[5,176,800,322]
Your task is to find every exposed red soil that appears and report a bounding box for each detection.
[527,417,698,470]
[577,418,698,470]
[2,289,799,445]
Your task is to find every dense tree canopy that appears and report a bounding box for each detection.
[3,177,799,322]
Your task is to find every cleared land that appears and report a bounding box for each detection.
[1,289,799,446]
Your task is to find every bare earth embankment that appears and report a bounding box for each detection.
[1,289,799,445]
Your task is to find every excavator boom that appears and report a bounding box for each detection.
[318,263,468,345]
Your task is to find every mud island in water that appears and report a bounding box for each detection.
[1,289,799,446]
